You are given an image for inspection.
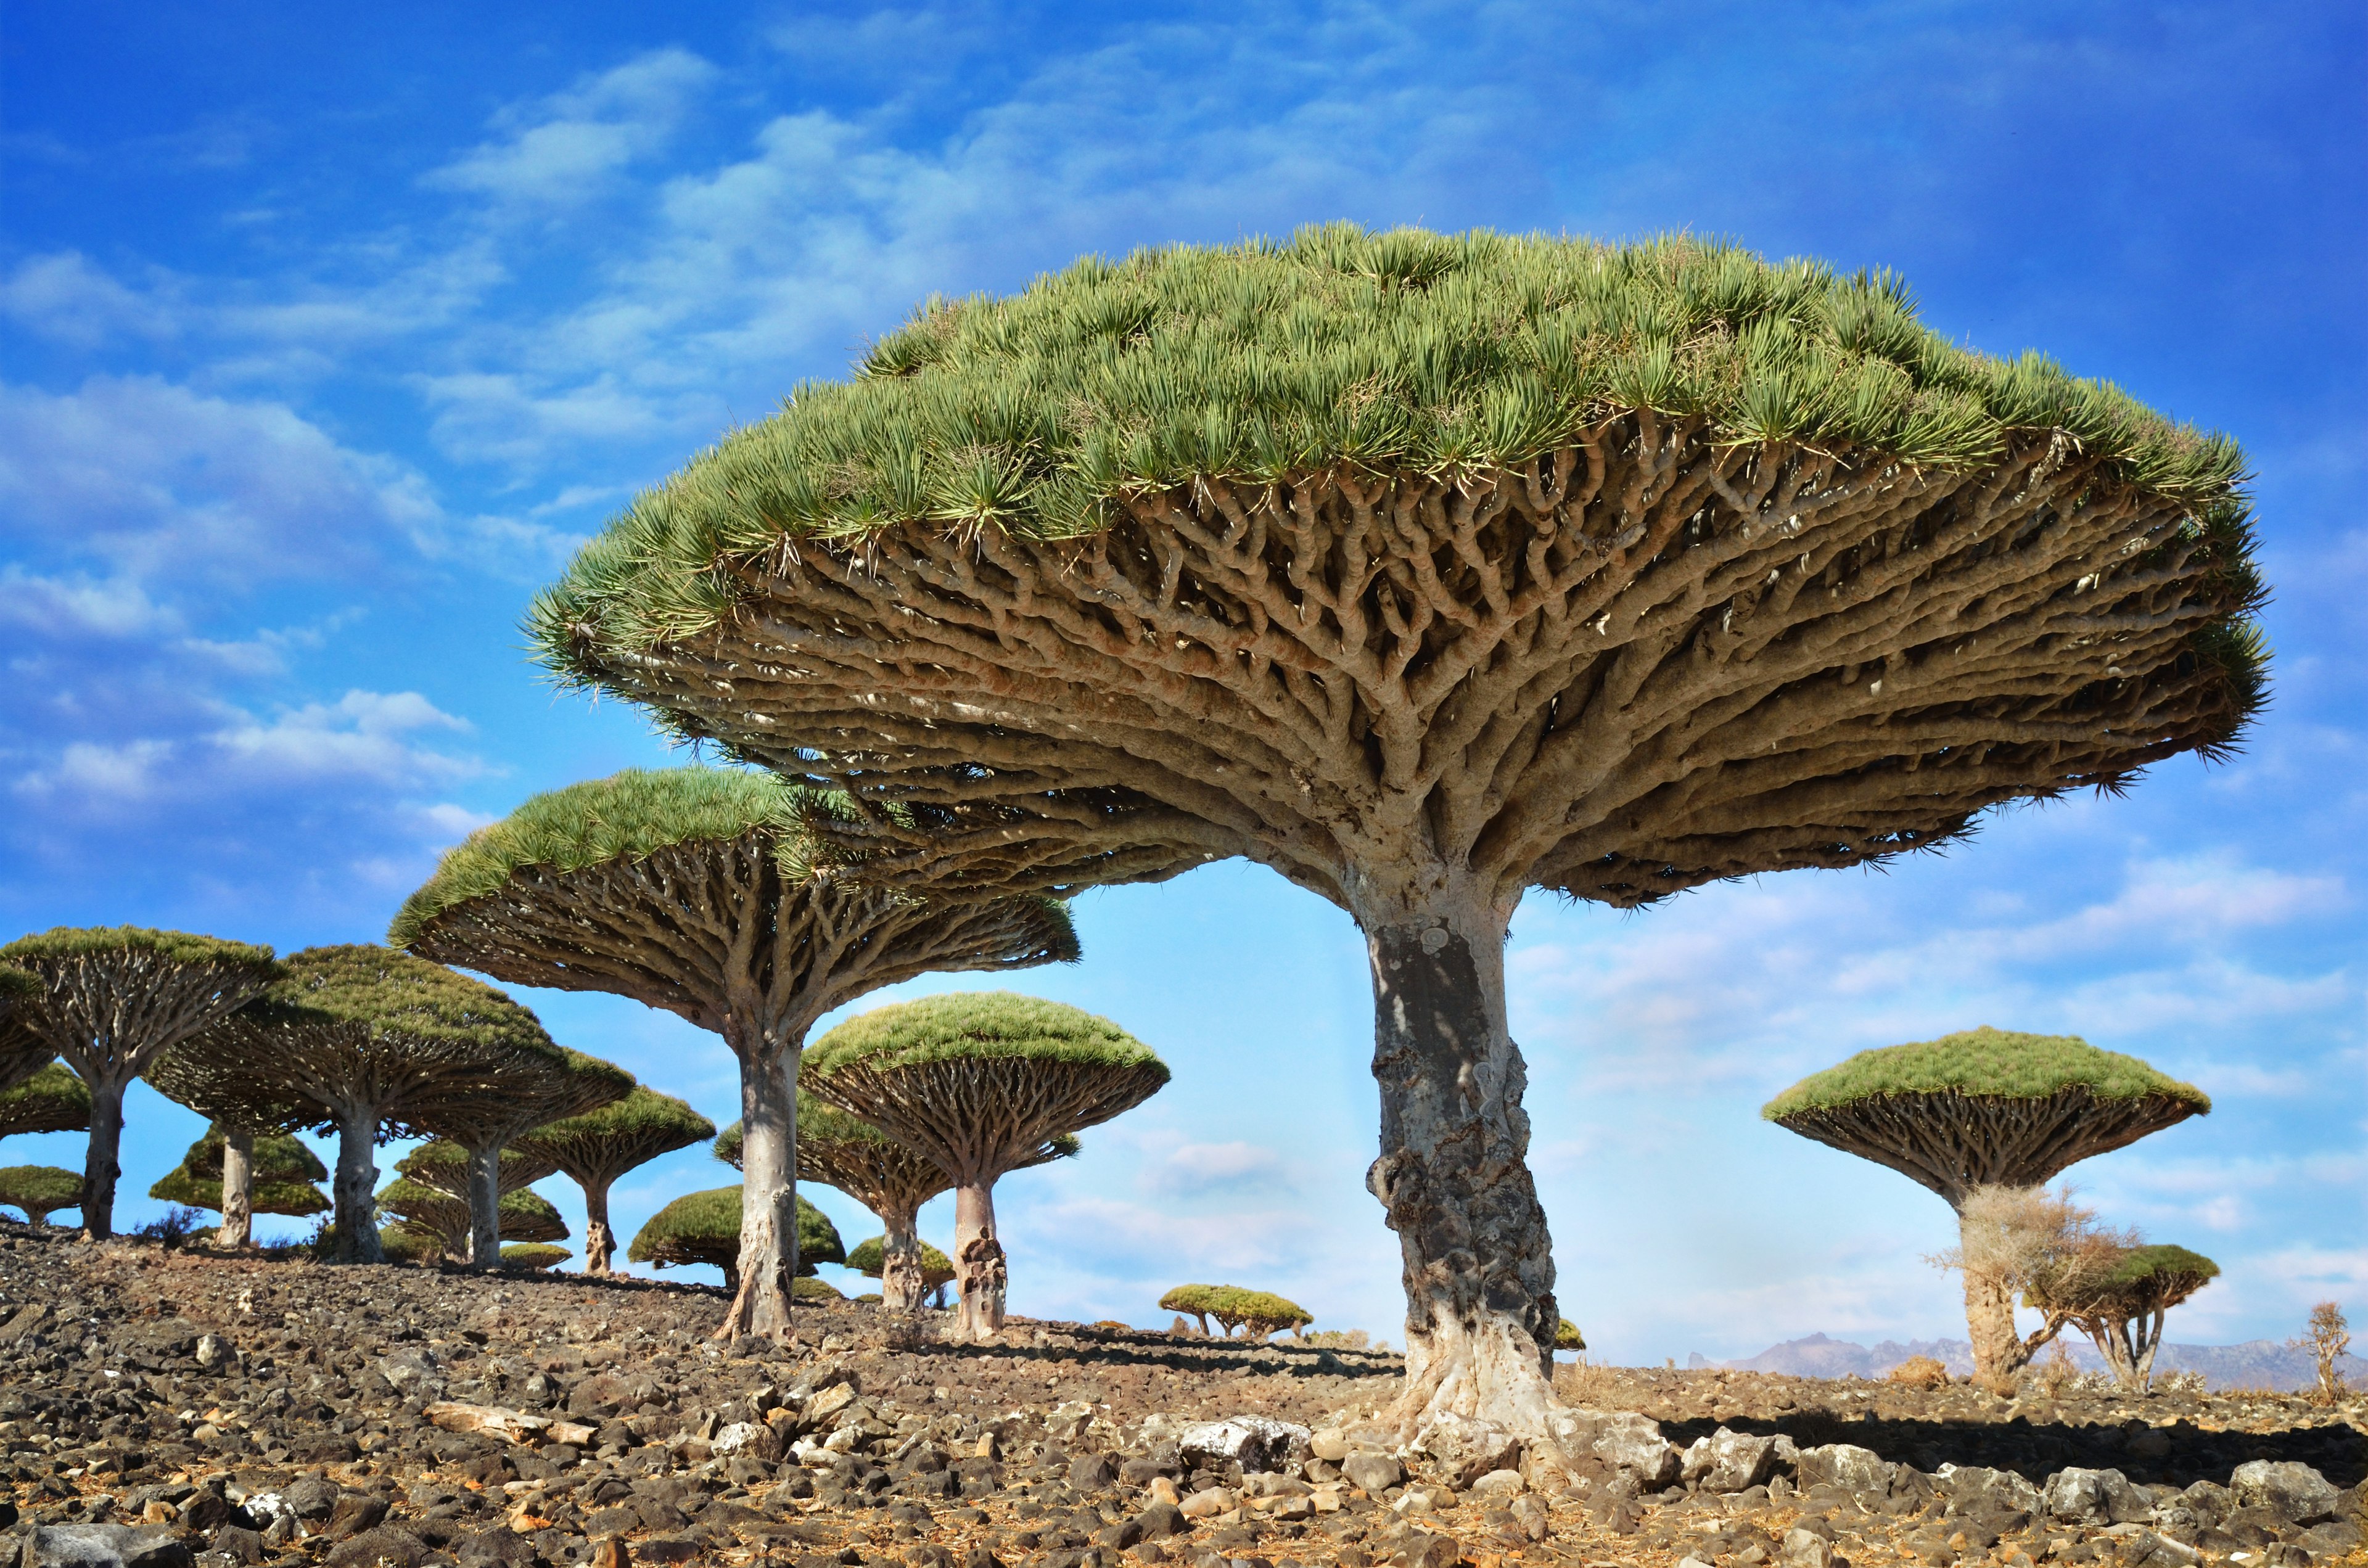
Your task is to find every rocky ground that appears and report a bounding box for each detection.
[1,1225,2361,1568]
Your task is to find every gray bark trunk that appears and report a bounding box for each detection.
[581,1176,615,1275]
[952,1180,1006,1342]
[1358,892,1561,1439]
[79,1069,127,1241]
[464,1142,502,1268]
[879,1202,927,1311]
[216,1129,255,1249]
[720,1044,798,1338]
[331,1101,384,1264]
[1963,1259,2030,1385]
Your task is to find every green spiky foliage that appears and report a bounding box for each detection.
[0,1165,83,1226]
[378,1178,568,1258]
[0,965,49,1098]
[1555,1319,1586,1352]
[1157,1284,1311,1339]
[1763,1028,2211,1119]
[147,1125,329,1219]
[846,1234,955,1287]
[396,1140,561,1199]
[626,1186,844,1286]
[0,926,282,1238]
[792,1276,842,1301]
[804,991,1163,1077]
[379,1226,437,1265]
[712,1106,1079,1174]
[533,227,2258,663]
[0,1062,91,1139]
[510,1086,716,1274]
[501,1243,572,1271]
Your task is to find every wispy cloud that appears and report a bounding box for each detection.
[425,48,721,213]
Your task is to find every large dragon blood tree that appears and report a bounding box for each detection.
[0,927,282,1238]
[716,1099,1076,1310]
[159,945,568,1262]
[390,766,1079,1336]
[805,991,1166,1342]
[1764,1027,2210,1384]
[528,227,2268,1432]
[511,1086,716,1275]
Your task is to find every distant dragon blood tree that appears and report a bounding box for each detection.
[511,1087,715,1275]
[1764,1027,2209,1384]
[380,1177,569,1262]
[149,1125,329,1233]
[1159,1284,1313,1339]
[847,1234,955,1303]
[0,927,282,1238]
[0,1165,83,1228]
[146,1043,321,1249]
[405,1046,631,1268]
[159,946,570,1263]
[396,1139,561,1198]
[2029,1242,2219,1392]
[529,227,2267,1434]
[717,1099,1075,1310]
[391,766,1077,1337]
[805,991,1166,1342]
[628,1186,843,1290]
[0,1063,91,1140]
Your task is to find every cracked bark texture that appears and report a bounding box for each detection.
[549,422,2260,1430]
[807,1053,1165,1343]
[401,825,1075,1337]
[215,1130,255,1249]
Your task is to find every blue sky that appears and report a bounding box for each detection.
[2,2,2361,1361]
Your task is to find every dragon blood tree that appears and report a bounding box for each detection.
[628,1186,843,1291]
[847,1234,955,1305]
[390,766,1077,1336]
[0,1062,91,1140]
[0,966,45,1094]
[404,1046,631,1268]
[396,1139,560,1198]
[528,228,2267,1432]
[0,927,281,1238]
[149,1125,329,1236]
[159,946,570,1262]
[2028,1241,2219,1393]
[146,1044,321,1249]
[718,1102,1077,1310]
[0,1166,83,1228]
[1764,1026,2209,1384]
[381,1177,569,1262]
[805,992,1166,1342]
[510,1087,715,1275]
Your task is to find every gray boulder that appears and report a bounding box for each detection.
[28,1524,194,1568]
[1412,1414,1522,1488]
[1941,1466,2042,1517]
[2229,1461,2340,1525]
[1681,1427,1786,1493]
[2042,1467,2150,1526]
[1342,1452,1404,1495]
[1795,1444,1896,1496]
[1178,1415,1311,1474]
[1547,1408,1681,1488]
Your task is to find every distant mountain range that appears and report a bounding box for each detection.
[1685,1332,2368,1392]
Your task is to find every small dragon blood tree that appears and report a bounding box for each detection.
[847,1234,955,1304]
[511,1087,715,1275]
[0,927,281,1238]
[392,765,1077,1337]
[628,1186,842,1291]
[381,1178,569,1262]
[0,1165,83,1227]
[2029,1242,2219,1393]
[396,1139,559,1199]
[1764,1026,2209,1384]
[159,946,571,1262]
[717,1100,1075,1310]
[528,227,2267,1434]
[1158,1284,1313,1340]
[404,1046,631,1267]
[149,1125,329,1235]
[145,1045,320,1249]
[805,991,1166,1342]
[0,1062,90,1140]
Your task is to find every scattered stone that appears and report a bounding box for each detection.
[27,1523,195,1568]
[2229,1460,2341,1524]
[1177,1414,1310,1474]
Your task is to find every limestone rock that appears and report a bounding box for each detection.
[2041,1467,2149,1526]
[1781,1526,1834,1568]
[1412,1414,1521,1488]
[2229,1461,2340,1525]
[1341,1452,1403,1494]
[1177,1414,1310,1474]
[1682,1427,1786,1492]
[1794,1443,1896,1496]
[1548,1408,1680,1488]
[27,1524,195,1568]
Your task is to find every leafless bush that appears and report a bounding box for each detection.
[2288,1301,2351,1405]
[1553,1356,1616,1406]
[1301,1329,1371,1351]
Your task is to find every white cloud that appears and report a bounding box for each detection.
[1143,1139,1288,1196]
[426,48,720,211]
[0,252,181,346]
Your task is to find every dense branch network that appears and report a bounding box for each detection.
[1770,1088,2203,1206]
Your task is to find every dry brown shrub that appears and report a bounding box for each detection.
[1889,1355,1951,1390]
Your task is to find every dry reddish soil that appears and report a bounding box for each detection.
[1,1226,2361,1568]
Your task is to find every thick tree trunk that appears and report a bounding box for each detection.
[79,1069,128,1241]
[331,1101,384,1264]
[879,1202,927,1311]
[719,1045,798,1338]
[216,1129,255,1249]
[1963,1262,2033,1385]
[952,1180,1006,1342]
[464,1142,503,1268]
[581,1177,615,1275]
[1357,892,1561,1439]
